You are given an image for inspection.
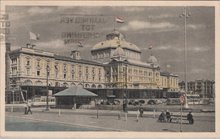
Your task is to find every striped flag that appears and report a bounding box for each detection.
[77,41,83,47]
[29,32,40,40]
[115,17,124,23]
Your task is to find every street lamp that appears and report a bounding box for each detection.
[46,64,50,111]
[11,83,16,112]
[11,90,14,112]
[179,7,190,109]
[179,6,191,132]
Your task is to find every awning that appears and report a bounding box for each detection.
[54,86,98,97]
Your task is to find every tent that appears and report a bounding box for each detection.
[54,86,98,108]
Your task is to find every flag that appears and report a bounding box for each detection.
[29,32,40,40]
[77,41,83,47]
[115,17,124,23]
[148,45,153,50]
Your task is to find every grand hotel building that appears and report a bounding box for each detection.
[6,31,179,102]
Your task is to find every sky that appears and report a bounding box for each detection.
[6,6,215,81]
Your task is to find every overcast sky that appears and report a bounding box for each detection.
[6,6,215,81]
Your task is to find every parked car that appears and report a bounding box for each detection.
[139,100,145,104]
[156,99,163,104]
[147,99,157,105]
[128,99,139,106]
[113,100,120,105]
[133,100,139,106]
[128,99,135,105]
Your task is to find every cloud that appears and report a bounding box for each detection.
[187,24,205,30]
[143,45,183,52]
[148,14,174,19]
[143,44,209,53]
[28,7,54,15]
[190,46,209,52]
[120,20,177,31]
[36,39,64,50]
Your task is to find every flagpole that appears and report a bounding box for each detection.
[113,16,116,31]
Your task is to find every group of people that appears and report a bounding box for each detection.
[158,110,194,124]
[158,110,171,122]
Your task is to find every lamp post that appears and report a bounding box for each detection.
[10,83,16,112]
[180,7,190,108]
[46,65,50,111]
[11,90,14,112]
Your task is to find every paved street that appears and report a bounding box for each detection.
[5,108,215,132]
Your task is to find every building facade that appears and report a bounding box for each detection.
[179,80,215,98]
[6,31,179,102]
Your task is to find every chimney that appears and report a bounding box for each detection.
[71,50,81,60]
[6,43,11,52]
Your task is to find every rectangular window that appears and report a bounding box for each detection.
[70,65,74,79]
[37,61,40,67]
[98,68,101,81]
[12,67,17,75]
[37,71,40,76]
[27,60,30,66]
[12,58,17,64]
[72,73,74,80]
[64,73,66,79]
[78,65,82,74]
[64,64,67,72]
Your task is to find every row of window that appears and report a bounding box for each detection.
[112,67,154,77]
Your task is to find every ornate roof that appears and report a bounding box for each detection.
[92,31,141,52]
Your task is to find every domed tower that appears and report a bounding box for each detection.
[91,30,141,63]
[147,54,160,68]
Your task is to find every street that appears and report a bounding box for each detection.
[5,108,215,132]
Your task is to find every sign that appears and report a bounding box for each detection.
[179,95,185,104]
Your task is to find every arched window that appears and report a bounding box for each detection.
[91,84,96,88]
[23,80,33,86]
[98,85,102,88]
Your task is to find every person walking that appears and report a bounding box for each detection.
[24,102,28,115]
[139,105,144,117]
[187,112,194,124]
[158,110,166,122]
[26,101,32,115]
[122,98,128,121]
[166,110,171,122]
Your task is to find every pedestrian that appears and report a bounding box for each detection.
[158,110,166,122]
[24,102,28,115]
[187,112,194,124]
[122,98,128,113]
[166,109,171,122]
[139,106,144,117]
[122,98,128,121]
[26,101,32,115]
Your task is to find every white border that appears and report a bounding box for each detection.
[0,1,219,138]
